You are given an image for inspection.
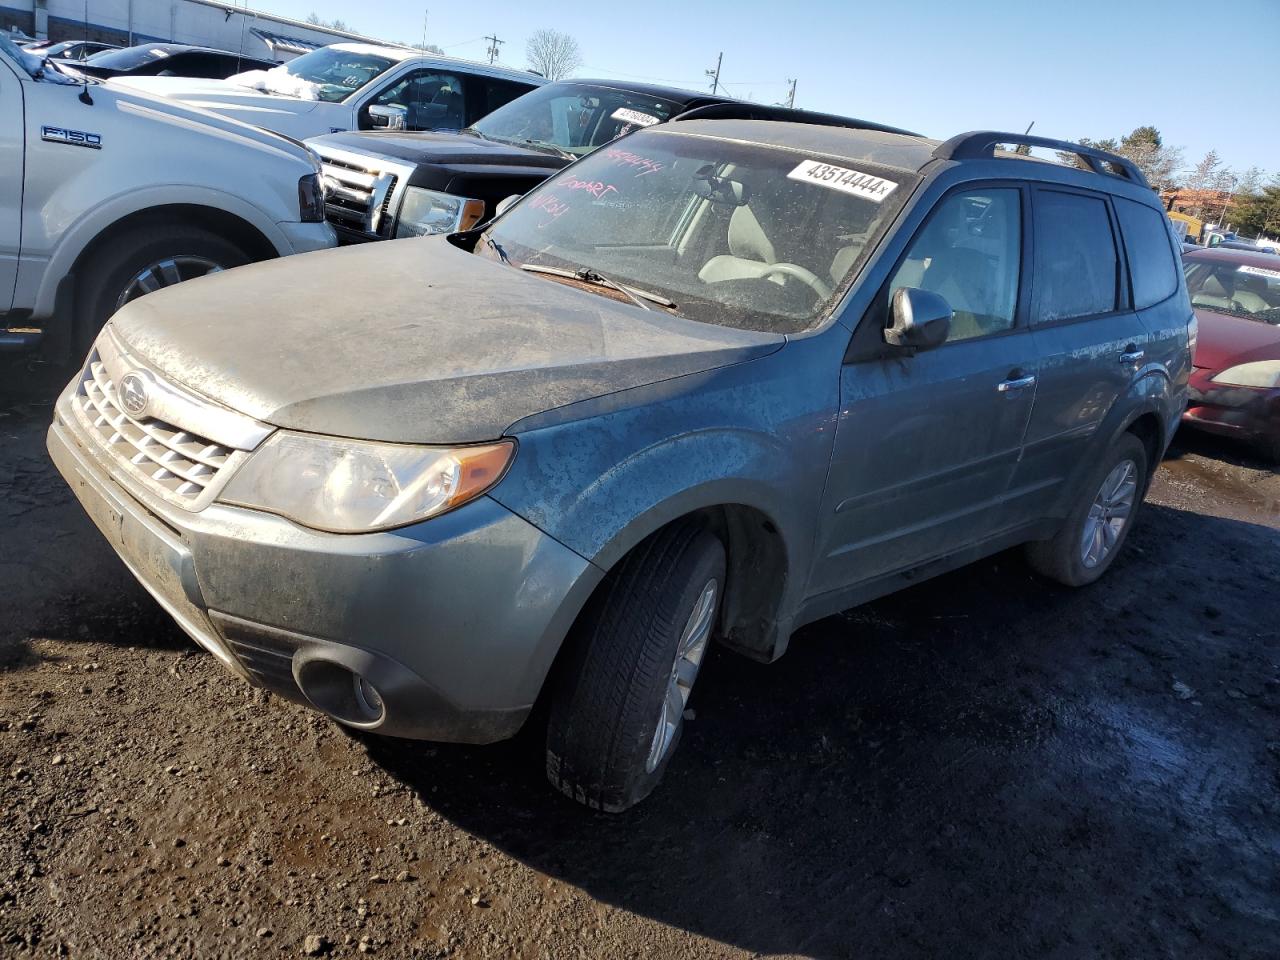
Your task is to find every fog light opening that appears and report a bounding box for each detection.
[353,675,385,722]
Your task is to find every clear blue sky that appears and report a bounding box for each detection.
[265,0,1277,178]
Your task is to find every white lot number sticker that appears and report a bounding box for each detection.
[788,160,897,202]
[611,107,660,127]
[1238,264,1280,280]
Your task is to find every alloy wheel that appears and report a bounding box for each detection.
[116,256,224,310]
[646,578,718,773]
[1080,459,1138,569]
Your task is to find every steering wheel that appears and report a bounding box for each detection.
[761,262,832,300]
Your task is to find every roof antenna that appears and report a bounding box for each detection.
[77,0,94,105]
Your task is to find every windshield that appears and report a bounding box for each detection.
[473,83,683,159]
[83,44,175,70]
[236,46,396,102]
[1,33,42,77]
[1185,259,1280,325]
[484,129,915,334]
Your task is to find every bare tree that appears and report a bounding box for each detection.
[525,29,582,80]
[306,12,352,32]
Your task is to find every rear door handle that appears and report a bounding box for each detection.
[1120,348,1145,364]
[997,374,1037,392]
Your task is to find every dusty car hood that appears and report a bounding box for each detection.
[308,130,565,170]
[110,240,784,444]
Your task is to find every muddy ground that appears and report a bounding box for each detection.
[1,364,1278,960]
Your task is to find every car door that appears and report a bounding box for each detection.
[1015,186,1149,507]
[358,68,466,131]
[0,54,23,313]
[809,183,1039,598]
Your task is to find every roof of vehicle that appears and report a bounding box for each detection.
[650,118,939,174]
[549,77,733,106]
[86,42,272,59]
[645,120,1165,197]
[323,42,543,85]
[1183,247,1280,269]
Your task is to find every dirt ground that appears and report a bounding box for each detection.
[1,362,1278,960]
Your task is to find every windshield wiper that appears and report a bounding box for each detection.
[486,236,512,265]
[520,264,675,312]
[520,139,575,161]
[460,126,489,141]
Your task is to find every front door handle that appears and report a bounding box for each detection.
[1120,348,1145,365]
[997,373,1037,393]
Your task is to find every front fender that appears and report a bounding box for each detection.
[489,347,841,648]
[29,186,290,318]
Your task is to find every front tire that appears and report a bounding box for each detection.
[1025,433,1148,587]
[546,521,725,812]
[75,224,250,352]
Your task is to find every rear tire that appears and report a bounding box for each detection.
[546,521,725,812]
[1025,433,1148,587]
[74,224,250,353]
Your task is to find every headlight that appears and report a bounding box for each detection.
[394,187,485,238]
[219,432,515,533]
[298,173,325,223]
[1210,360,1280,388]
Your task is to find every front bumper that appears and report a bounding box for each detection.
[1182,367,1280,445]
[48,399,601,744]
[275,219,338,256]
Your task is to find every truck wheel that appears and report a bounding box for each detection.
[546,522,725,812]
[75,225,250,351]
[1025,433,1148,587]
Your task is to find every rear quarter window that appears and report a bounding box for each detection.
[1115,197,1179,309]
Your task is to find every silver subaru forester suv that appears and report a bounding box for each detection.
[49,117,1193,811]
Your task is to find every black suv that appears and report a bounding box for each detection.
[305,79,895,243]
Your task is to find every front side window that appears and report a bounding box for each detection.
[472,83,683,159]
[484,129,915,333]
[1034,190,1121,323]
[887,188,1022,342]
[367,70,465,130]
[1184,259,1280,325]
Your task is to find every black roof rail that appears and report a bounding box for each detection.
[670,102,920,138]
[933,131,1150,188]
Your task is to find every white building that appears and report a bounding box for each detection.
[4,0,395,61]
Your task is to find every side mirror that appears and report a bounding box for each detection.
[494,194,521,218]
[885,287,952,352]
[368,104,408,130]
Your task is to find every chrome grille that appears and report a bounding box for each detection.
[71,350,233,505]
[319,153,398,239]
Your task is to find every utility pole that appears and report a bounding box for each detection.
[786,78,797,108]
[705,52,722,94]
[484,34,504,64]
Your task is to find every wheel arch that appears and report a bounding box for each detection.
[34,189,290,319]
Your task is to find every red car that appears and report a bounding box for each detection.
[1182,248,1280,461]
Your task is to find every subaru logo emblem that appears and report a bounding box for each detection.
[119,372,149,418]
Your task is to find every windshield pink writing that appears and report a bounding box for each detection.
[559,177,619,200]
[602,148,664,177]
[530,192,570,226]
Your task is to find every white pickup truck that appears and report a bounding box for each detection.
[0,35,336,360]
[111,42,544,142]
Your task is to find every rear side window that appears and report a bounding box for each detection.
[1115,198,1179,308]
[481,78,537,118]
[1033,190,1120,323]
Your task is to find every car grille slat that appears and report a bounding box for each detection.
[71,349,235,506]
[317,151,399,239]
